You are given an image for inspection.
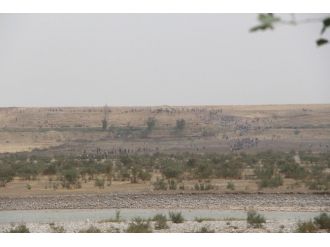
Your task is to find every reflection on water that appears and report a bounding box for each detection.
[0,209,324,224]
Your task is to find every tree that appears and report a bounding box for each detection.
[175,119,186,131]
[101,105,109,130]
[102,118,108,130]
[250,14,330,47]
[0,165,15,187]
[146,117,156,131]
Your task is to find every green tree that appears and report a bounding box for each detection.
[251,14,330,47]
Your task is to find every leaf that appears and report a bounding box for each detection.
[316,38,329,47]
[250,24,272,32]
[259,14,281,25]
[250,14,280,32]
[321,17,330,34]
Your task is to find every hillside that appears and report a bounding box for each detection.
[0,104,329,155]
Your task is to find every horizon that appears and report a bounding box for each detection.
[1,102,330,108]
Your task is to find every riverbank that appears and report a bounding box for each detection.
[0,219,301,233]
[1,192,329,211]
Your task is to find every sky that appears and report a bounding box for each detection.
[0,14,329,107]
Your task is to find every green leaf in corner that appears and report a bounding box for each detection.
[258,13,281,26]
[250,24,273,32]
[250,14,281,32]
[316,38,329,47]
[321,17,330,34]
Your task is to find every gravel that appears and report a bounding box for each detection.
[1,192,329,211]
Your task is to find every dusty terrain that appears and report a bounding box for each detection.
[0,104,329,233]
[0,104,329,155]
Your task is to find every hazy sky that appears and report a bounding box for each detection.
[0,14,329,107]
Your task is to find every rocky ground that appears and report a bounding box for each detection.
[0,219,300,233]
[1,192,329,211]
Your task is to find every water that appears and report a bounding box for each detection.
[0,209,324,224]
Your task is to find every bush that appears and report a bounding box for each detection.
[94,177,105,189]
[43,164,57,175]
[195,226,215,233]
[175,119,186,131]
[153,178,168,190]
[214,161,242,179]
[138,170,152,181]
[61,168,79,189]
[0,165,15,187]
[278,162,307,179]
[247,210,266,228]
[153,214,168,230]
[146,117,156,131]
[162,163,183,179]
[9,224,30,233]
[194,217,215,223]
[168,179,177,190]
[255,164,283,188]
[126,217,152,233]
[296,220,317,233]
[194,181,214,191]
[79,225,101,233]
[227,181,235,190]
[314,213,330,231]
[194,164,213,179]
[49,223,65,233]
[308,177,329,191]
[258,174,283,189]
[98,210,121,223]
[169,211,184,223]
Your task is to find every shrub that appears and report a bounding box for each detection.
[278,161,307,179]
[79,225,101,233]
[49,223,65,233]
[247,210,266,228]
[138,170,152,181]
[194,217,215,223]
[153,214,168,230]
[296,220,317,233]
[195,226,215,233]
[0,165,15,187]
[98,210,121,223]
[126,217,152,233]
[9,224,30,233]
[194,181,214,191]
[308,178,329,191]
[162,163,183,179]
[258,174,283,188]
[168,179,177,190]
[61,168,79,189]
[146,117,156,131]
[115,210,121,222]
[43,164,57,175]
[194,164,213,179]
[227,181,235,190]
[255,163,283,188]
[214,161,242,179]
[314,213,330,231]
[94,177,105,189]
[169,211,184,223]
[153,178,168,190]
[175,119,186,131]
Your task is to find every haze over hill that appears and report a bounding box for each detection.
[0,104,329,155]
